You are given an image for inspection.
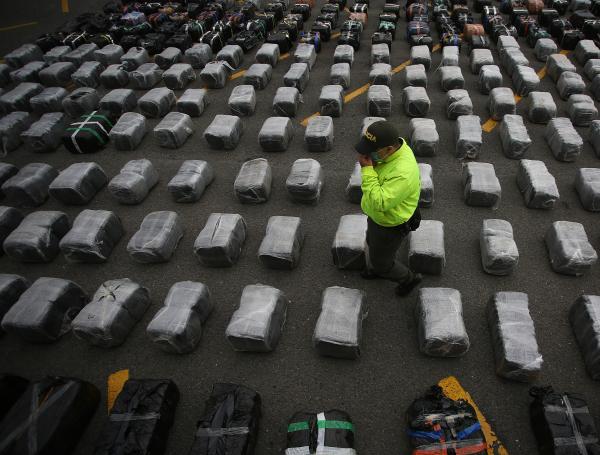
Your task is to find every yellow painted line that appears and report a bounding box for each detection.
[331,32,341,39]
[107,369,129,413]
[391,60,411,74]
[344,82,370,103]
[61,0,69,13]
[0,21,38,32]
[279,53,289,61]
[439,376,509,455]
[482,118,498,133]
[537,66,546,79]
[300,111,320,127]
[560,49,570,55]
[229,70,246,80]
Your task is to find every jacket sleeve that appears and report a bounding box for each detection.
[361,166,412,212]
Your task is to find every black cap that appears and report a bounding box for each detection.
[354,120,400,156]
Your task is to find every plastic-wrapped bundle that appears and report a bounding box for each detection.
[319,84,344,117]
[99,88,137,116]
[570,295,600,379]
[294,43,317,69]
[568,94,598,126]
[93,379,179,455]
[455,115,482,159]
[409,118,438,157]
[62,87,99,118]
[557,71,585,100]
[403,86,430,117]
[176,88,207,117]
[9,61,47,84]
[544,117,583,162]
[168,160,213,203]
[43,45,70,64]
[109,112,146,151]
[440,66,464,91]
[193,213,246,267]
[93,44,124,66]
[63,43,98,66]
[258,116,294,152]
[138,87,176,118]
[59,209,123,262]
[0,111,33,154]
[29,87,68,114]
[0,64,9,87]
[127,211,183,263]
[470,48,494,74]
[592,121,600,158]
[3,211,69,262]
[1,277,87,342]
[108,159,159,205]
[273,86,301,117]
[418,163,434,207]
[200,61,231,89]
[229,85,256,117]
[371,43,390,64]
[527,91,556,124]
[256,43,281,67]
[0,274,28,324]
[258,216,303,269]
[38,62,76,87]
[216,45,244,69]
[575,39,600,65]
[593,74,600,101]
[71,61,103,88]
[546,53,576,82]
[185,43,213,69]
[408,219,445,274]
[155,47,182,70]
[585,59,600,81]
[286,158,323,203]
[62,110,113,154]
[498,35,519,51]
[517,159,559,209]
[346,162,362,203]
[416,287,469,357]
[153,111,194,149]
[49,162,107,205]
[488,292,542,381]
[0,206,23,249]
[72,279,150,347]
[575,168,600,211]
[480,219,519,275]
[120,46,149,70]
[329,63,351,89]
[402,64,427,89]
[462,162,501,207]
[500,114,531,159]
[234,158,272,204]
[369,63,392,86]
[478,64,502,94]
[334,44,354,66]
[332,214,367,270]
[512,65,540,95]
[163,63,195,90]
[203,114,243,150]
[0,162,18,189]
[534,38,557,62]
[545,221,597,275]
[489,87,516,120]
[244,63,272,90]
[304,116,333,152]
[286,410,356,454]
[283,62,310,92]
[446,89,473,120]
[442,45,459,66]
[0,82,43,112]
[500,48,529,76]
[367,85,392,117]
[130,62,162,89]
[4,44,43,68]
[1,162,57,207]
[410,45,431,70]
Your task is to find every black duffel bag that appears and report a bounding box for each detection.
[62,111,115,154]
[165,33,193,51]
[338,31,360,50]
[139,33,167,54]
[267,30,293,52]
[231,30,261,52]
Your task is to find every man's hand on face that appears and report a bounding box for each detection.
[358,154,373,168]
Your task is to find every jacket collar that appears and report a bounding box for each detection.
[382,138,406,164]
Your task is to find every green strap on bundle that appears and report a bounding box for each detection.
[287,420,355,432]
[287,421,309,432]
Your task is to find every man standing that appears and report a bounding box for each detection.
[355,120,423,296]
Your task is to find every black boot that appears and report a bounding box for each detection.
[395,273,423,296]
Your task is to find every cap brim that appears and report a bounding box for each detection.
[354,136,376,155]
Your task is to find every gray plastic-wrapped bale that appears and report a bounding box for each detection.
[258,216,303,269]
[462,162,501,207]
[332,214,367,270]
[313,286,367,359]
[228,84,256,117]
[367,85,392,117]
[0,111,33,154]
[480,219,519,275]
[545,221,598,275]
[440,66,464,91]
[585,59,600,81]
[346,162,362,204]
[446,89,473,120]
[93,44,124,66]
[334,44,354,66]
[0,64,11,87]
[244,63,272,90]
[534,38,557,62]
[256,43,280,67]
[193,213,246,266]
[442,46,459,66]
[43,46,70,64]
[592,121,600,157]
[517,159,559,209]
[498,35,519,52]
[418,163,434,208]
[489,87,516,120]
[547,53,576,82]
[1,162,57,207]
[408,219,445,275]
[329,63,351,89]
[478,64,502,94]
[59,209,123,262]
[575,40,600,65]
[0,82,43,112]
[454,115,482,159]
[129,62,162,89]
[416,287,470,357]
[319,85,344,117]
[402,64,427,88]
[569,295,600,380]
[38,62,76,87]
[527,91,556,124]
[146,281,213,354]
[108,159,158,205]
[62,87,99,118]
[29,87,68,114]
[575,168,600,211]
[593,74,600,101]
[49,162,107,205]
[0,162,18,189]
[3,211,69,262]
[4,44,43,68]
[305,115,334,152]
[568,94,598,126]
[544,117,583,162]
[216,45,244,68]
[470,48,494,74]
[127,211,184,263]
[200,61,231,89]
[0,277,87,343]
[234,158,272,204]
[167,160,213,203]
[258,116,294,152]
[370,43,390,64]
[153,112,193,149]
[273,86,301,117]
[410,46,431,70]
[226,284,287,352]
[203,114,242,150]
[286,158,323,204]
[120,46,149,71]
[488,292,542,382]
[176,88,207,117]
[369,63,392,86]
[403,86,430,117]
[283,62,310,92]
[155,47,182,70]
[295,43,317,69]
[500,48,529,76]
[72,278,149,348]
[163,63,195,90]
[138,87,176,118]
[185,43,212,69]
[71,61,103,88]
[557,71,585,100]
[109,112,147,151]
[9,61,47,83]
[512,65,540,96]
[99,89,137,117]
[0,274,28,323]
[63,43,98,66]
[500,114,531,159]
[0,206,23,248]
[409,118,438,157]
